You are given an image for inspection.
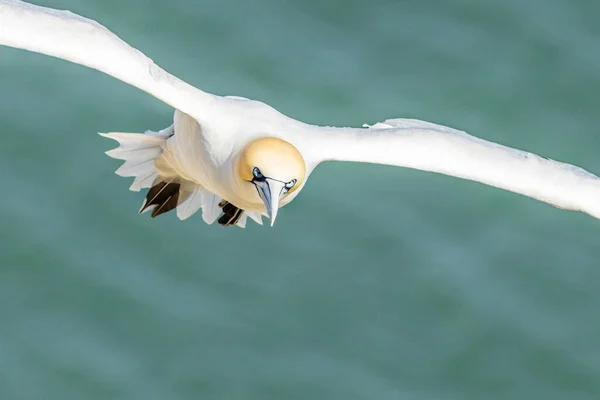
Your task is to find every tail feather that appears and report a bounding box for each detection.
[100,130,169,192]
[130,171,160,192]
[139,180,180,218]
[200,189,221,224]
[177,183,205,221]
[101,127,265,228]
[105,146,162,161]
[114,158,157,178]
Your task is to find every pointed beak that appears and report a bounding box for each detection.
[255,178,286,226]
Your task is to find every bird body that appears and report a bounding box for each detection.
[2,0,600,227]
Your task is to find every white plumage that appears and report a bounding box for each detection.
[1,0,599,227]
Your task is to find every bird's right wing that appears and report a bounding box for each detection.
[0,0,223,121]
[306,118,600,220]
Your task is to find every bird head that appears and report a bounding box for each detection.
[235,137,306,226]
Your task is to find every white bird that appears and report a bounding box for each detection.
[1,0,600,228]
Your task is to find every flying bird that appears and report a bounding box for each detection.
[1,0,600,228]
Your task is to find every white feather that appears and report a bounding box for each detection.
[129,172,158,192]
[3,0,600,226]
[114,159,157,178]
[246,212,264,225]
[200,191,221,225]
[308,121,600,219]
[0,0,224,125]
[105,147,162,162]
[100,132,167,189]
[236,214,248,228]
[176,184,204,221]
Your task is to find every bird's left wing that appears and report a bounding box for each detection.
[306,118,600,220]
[0,0,223,121]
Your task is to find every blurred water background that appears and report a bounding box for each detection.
[1,0,600,399]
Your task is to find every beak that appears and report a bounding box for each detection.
[255,178,286,226]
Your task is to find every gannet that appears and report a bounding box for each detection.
[1,0,600,228]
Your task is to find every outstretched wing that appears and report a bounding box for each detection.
[0,0,223,122]
[307,118,600,219]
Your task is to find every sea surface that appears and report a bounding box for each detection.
[1,0,600,399]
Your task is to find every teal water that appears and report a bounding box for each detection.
[1,0,600,399]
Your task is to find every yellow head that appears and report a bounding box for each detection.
[235,137,306,225]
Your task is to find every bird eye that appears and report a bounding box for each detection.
[252,167,264,180]
[285,179,297,190]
